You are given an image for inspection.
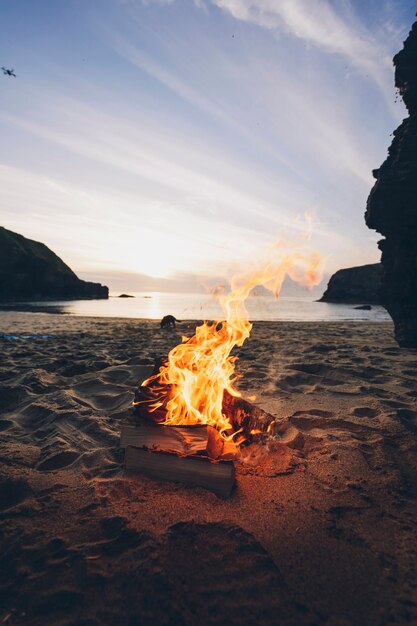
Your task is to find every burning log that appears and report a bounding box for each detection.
[120,360,278,498]
[133,359,278,441]
[121,358,278,498]
[221,391,278,437]
[121,229,324,496]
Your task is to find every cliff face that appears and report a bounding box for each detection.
[0,227,108,301]
[365,20,417,347]
[319,264,382,304]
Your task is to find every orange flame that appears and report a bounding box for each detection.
[142,226,325,437]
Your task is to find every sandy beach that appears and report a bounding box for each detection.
[1,313,417,625]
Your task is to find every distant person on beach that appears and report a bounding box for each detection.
[160,315,178,329]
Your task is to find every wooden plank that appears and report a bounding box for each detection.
[120,421,209,456]
[125,446,235,498]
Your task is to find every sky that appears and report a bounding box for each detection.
[0,0,416,293]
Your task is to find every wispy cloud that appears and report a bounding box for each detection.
[1,0,412,290]
[104,25,302,178]
[0,96,353,282]
[103,11,387,188]
[0,101,300,232]
[211,0,394,96]
[0,53,389,279]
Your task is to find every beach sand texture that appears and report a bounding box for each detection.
[1,313,417,625]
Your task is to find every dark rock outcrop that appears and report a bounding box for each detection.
[365,20,417,347]
[0,227,108,301]
[319,264,382,304]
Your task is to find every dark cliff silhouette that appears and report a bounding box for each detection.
[0,226,108,301]
[365,19,417,347]
[319,263,382,305]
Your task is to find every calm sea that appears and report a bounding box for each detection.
[5,292,391,322]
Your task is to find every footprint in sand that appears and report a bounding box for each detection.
[352,407,379,418]
[96,516,146,556]
[293,409,335,418]
[32,589,85,617]
[162,522,308,624]
[306,343,334,353]
[43,537,74,564]
[396,408,417,434]
[383,399,410,409]
[0,478,32,511]
[37,450,80,471]
[20,402,55,423]
[70,380,133,412]
[59,362,89,377]
[0,385,33,411]
[101,364,153,386]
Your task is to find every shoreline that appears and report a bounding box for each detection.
[0,310,393,324]
[0,294,391,324]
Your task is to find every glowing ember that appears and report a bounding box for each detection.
[137,225,325,438]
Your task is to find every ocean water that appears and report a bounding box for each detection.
[5,292,391,322]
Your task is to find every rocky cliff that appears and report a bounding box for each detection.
[319,263,382,304]
[365,20,417,347]
[0,227,108,301]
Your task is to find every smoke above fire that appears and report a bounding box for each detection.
[141,222,325,436]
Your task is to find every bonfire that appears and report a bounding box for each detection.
[121,227,324,496]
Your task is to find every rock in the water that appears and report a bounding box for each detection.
[354,305,372,311]
[118,293,135,298]
[0,226,108,301]
[319,264,382,304]
[365,20,417,347]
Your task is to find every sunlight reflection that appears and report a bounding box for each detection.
[147,293,162,319]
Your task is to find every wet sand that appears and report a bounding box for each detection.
[1,313,417,625]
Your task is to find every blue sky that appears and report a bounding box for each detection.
[0,0,415,292]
